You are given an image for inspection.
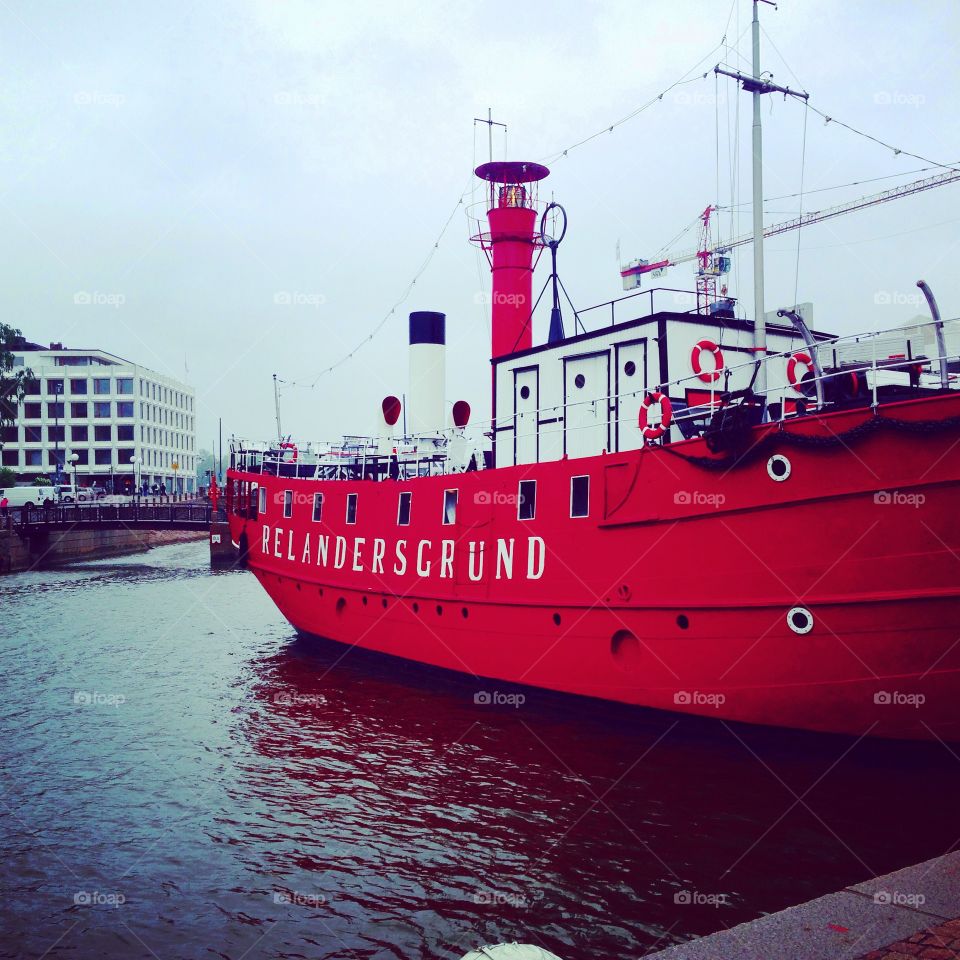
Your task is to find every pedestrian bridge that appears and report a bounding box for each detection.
[11,502,226,535]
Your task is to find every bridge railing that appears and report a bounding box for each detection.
[13,503,225,529]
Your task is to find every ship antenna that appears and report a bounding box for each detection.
[273,373,283,442]
[473,108,507,165]
[715,0,809,399]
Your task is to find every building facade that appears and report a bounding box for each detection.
[1,342,198,494]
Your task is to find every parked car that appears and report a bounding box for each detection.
[0,485,56,509]
[76,485,106,502]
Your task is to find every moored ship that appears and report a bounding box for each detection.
[226,9,960,741]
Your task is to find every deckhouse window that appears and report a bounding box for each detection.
[398,491,412,526]
[346,493,358,525]
[518,480,536,521]
[443,489,457,525]
[256,485,265,517]
[283,490,293,518]
[571,475,590,518]
[312,493,324,522]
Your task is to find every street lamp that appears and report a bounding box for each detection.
[129,455,141,498]
[68,453,79,497]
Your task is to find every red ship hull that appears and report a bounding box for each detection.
[227,393,960,741]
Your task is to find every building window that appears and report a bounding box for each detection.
[1,426,16,443]
[116,401,134,418]
[70,378,88,395]
[93,378,111,395]
[118,448,135,465]
[346,493,358,525]
[518,481,536,520]
[72,449,88,465]
[443,489,457,525]
[46,379,64,395]
[25,450,42,466]
[1,450,18,466]
[571,475,590,518]
[94,449,112,465]
[397,491,412,526]
[48,425,65,443]
[23,403,42,419]
[258,486,266,515]
[117,424,134,441]
[94,425,112,442]
[71,402,88,418]
[24,426,42,443]
[283,490,293,518]
[72,425,88,442]
[48,450,65,468]
[47,402,64,418]
[312,493,323,522]
[116,378,133,394]
[23,378,40,395]
[94,402,111,418]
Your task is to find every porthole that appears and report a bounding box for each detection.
[295,583,301,591]
[574,373,586,389]
[336,597,346,615]
[362,596,368,606]
[787,606,814,635]
[520,385,531,400]
[461,607,469,619]
[382,598,388,608]
[677,614,689,630]
[436,605,443,616]
[412,602,419,614]
[767,455,791,482]
[624,361,637,377]
[552,613,561,626]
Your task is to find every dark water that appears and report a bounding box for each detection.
[1,541,958,959]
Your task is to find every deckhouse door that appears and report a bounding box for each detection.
[514,366,539,465]
[614,338,648,452]
[564,351,611,460]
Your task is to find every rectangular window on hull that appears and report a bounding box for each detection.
[283,490,293,518]
[442,489,457,525]
[571,475,590,518]
[312,493,323,522]
[397,491,411,526]
[518,480,536,521]
[257,486,266,517]
[346,493,358,525]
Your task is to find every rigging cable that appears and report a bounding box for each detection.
[792,100,808,310]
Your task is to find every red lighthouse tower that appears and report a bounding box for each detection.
[473,161,550,359]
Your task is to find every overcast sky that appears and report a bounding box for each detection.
[2,0,958,449]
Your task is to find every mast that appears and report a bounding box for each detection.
[750,0,767,393]
[273,373,282,441]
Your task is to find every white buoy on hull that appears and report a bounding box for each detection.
[459,945,564,960]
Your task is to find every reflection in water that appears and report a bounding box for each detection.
[0,541,956,959]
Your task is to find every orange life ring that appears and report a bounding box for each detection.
[691,339,724,383]
[279,441,298,463]
[638,392,673,441]
[787,352,812,393]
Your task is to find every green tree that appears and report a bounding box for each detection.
[0,323,32,429]
[0,466,15,487]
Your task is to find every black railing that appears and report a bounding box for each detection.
[10,502,227,531]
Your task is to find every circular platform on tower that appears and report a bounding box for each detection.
[474,161,550,183]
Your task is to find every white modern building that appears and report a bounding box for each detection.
[1,340,198,494]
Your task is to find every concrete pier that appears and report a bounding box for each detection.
[644,852,960,959]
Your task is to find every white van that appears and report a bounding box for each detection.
[0,485,56,509]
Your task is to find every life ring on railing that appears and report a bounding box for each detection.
[787,352,813,393]
[279,442,298,463]
[638,392,673,441]
[691,339,724,383]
